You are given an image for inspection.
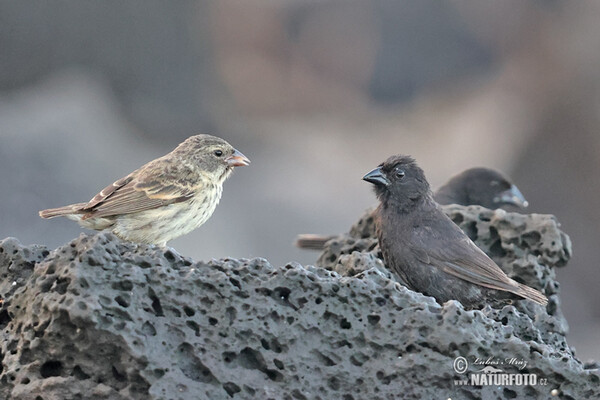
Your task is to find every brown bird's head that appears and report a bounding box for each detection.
[363,155,431,209]
[175,134,250,181]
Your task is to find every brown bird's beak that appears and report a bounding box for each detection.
[494,184,529,208]
[225,149,251,167]
[363,167,390,186]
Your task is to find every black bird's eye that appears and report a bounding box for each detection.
[395,168,405,179]
[214,150,223,157]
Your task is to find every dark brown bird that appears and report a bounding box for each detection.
[363,155,547,307]
[434,167,528,211]
[296,167,529,250]
[39,134,250,246]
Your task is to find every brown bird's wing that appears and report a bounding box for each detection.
[412,237,519,292]
[81,161,196,219]
[409,218,520,293]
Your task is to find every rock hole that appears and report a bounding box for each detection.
[148,289,164,317]
[186,320,200,336]
[142,321,157,336]
[340,318,352,329]
[292,389,308,400]
[328,376,341,390]
[54,277,70,294]
[223,382,241,397]
[238,347,283,381]
[229,278,241,290]
[183,306,195,317]
[260,338,270,351]
[273,359,284,370]
[350,353,369,367]
[114,296,129,308]
[239,347,265,370]
[274,287,290,301]
[314,350,337,366]
[0,310,12,329]
[72,365,90,380]
[225,307,237,324]
[176,343,217,383]
[112,365,127,382]
[265,369,283,381]
[451,214,464,225]
[464,221,478,241]
[521,231,542,248]
[164,250,176,262]
[489,239,506,258]
[112,280,133,291]
[208,317,218,326]
[367,314,380,325]
[40,360,63,378]
[223,351,236,363]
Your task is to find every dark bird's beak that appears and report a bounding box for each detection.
[225,149,251,167]
[494,185,529,208]
[363,167,390,186]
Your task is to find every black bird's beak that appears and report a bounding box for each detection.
[494,185,528,208]
[225,149,251,167]
[363,167,390,186]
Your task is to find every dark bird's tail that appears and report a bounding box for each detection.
[39,203,87,219]
[295,234,336,250]
[515,283,548,306]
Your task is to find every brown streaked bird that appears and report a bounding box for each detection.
[295,167,529,250]
[39,134,250,246]
[363,155,547,308]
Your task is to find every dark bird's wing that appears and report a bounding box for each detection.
[410,213,547,305]
[81,160,196,219]
[411,233,517,292]
[295,234,337,250]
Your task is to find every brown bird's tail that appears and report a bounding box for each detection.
[515,283,548,306]
[39,203,87,219]
[295,234,336,250]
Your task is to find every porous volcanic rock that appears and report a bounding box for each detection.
[0,206,597,400]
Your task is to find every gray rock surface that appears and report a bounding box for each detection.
[0,206,598,400]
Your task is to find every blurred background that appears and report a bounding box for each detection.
[1,1,598,360]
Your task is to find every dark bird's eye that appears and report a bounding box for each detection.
[395,168,405,179]
[214,150,223,157]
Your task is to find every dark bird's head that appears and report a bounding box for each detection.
[175,134,250,181]
[434,167,528,210]
[363,155,431,210]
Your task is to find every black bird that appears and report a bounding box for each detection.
[363,155,547,308]
[296,167,529,250]
[434,167,528,211]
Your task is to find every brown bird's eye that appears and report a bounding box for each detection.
[214,150,223,157]
[395,168,405,179]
